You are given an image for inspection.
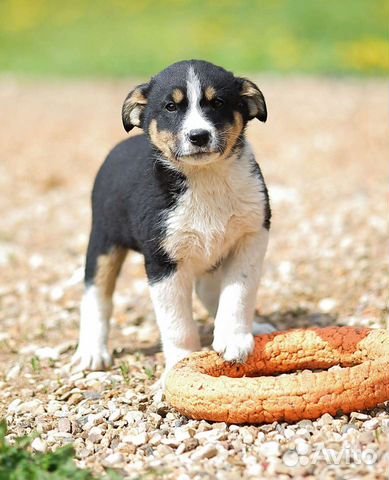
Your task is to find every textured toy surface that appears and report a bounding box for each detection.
[165,327,389,424]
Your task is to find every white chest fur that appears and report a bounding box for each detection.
[162,143,266,273]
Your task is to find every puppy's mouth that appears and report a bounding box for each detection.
[176,150,220,165]
[179,151,212,159]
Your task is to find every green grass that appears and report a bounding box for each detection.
[0,421,122,480]
[0,0,388,77]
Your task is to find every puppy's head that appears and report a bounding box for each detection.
[122,60,267,166]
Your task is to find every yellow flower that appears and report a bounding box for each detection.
[339,38,389,73]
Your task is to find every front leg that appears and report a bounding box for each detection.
[213,229,269,362]
[148,266,200,378]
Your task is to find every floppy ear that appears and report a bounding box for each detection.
[122,83,150,132]
[238,78,267,122]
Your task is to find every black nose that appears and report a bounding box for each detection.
[188,129,210,147]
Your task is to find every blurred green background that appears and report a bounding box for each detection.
[0,0,388,77]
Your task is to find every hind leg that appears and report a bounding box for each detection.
[71,228,126,371]
[195,267,223,318]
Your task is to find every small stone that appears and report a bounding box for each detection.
[88,426,103,443]
[191,443,218,461]
[108,409,122,422]
[284,428,295,440]
[183,438,199,452]
[175,427,193,442]
[78,448,93,459]
[156,444,174,457]
[148,412,162,427]
[382,419,389,432]
[124,411,143,424]
[129,432,148,446]
[229,425,240,432]
[318,298,337,313]
[297,419,314,430]
[49,286,64,301]
[103,452,124,466]
[342,423,358,434]
[350,412,370,421]
[152,389,165,404]
[256,431,266,443]
[259,441,281,457]
[31,437,47,453]
[195,429,226,443]
[295,439,310,455]
[319,413,334,425]
[18,399,44,415]
[58,418,71,433]
[124,389,136,400]
[7,399,22,413]
[35,347,60,361]
[6,364,21,381]
[29,254,44,269]
[156,403,170,417]
[212,422,227,431]
[50,432,73,443]
[149,432,163,445]
[47,400,62,414]
[68,393,83,406]
[364,418,379,430]
[197,420,212,432]
[175,443,186,455]
[161,437,180,448]
[241,429,255,445]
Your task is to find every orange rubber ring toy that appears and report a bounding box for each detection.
[165,327,389,424]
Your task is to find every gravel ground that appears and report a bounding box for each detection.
[0,76,388,479]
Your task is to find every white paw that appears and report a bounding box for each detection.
[151,369,169,393]
[252,322,277,335]
[71,344,112,372]
[213,332,254,363]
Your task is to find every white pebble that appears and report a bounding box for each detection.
[108,409,122,422]
[364,418,379,430]
[284,428,295,440]
[175,427,193,442]
[191,443,218,461]
[7,399,22,413]
[125,389,136,400]
[18,399,44,414]
[31,437,47,453]
[35,347,60,361]
[6,364,21,381]
[88,426,103,443]
[103,452,124,466]
[241,431,254,445]
[129,432,148,446]
[229,425,240,432]
[259,441,281,457]
[318,298,337,313]
[49,286,64,301]
[125,410,143,424]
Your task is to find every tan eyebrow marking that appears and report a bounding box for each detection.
[172,88,184,103]
[205,86,217,101]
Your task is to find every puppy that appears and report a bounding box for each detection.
[72,60,272,379]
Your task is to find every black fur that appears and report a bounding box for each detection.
[251,160,271,230]
[85,135,186,285]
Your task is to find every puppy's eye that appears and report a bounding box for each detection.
[211,98,224,109]
[165,102,177,112]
